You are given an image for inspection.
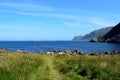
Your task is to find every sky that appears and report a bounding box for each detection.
[0,0,120,41]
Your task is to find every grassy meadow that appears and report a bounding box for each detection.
[0,51,120,80]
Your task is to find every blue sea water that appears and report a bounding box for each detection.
[0,41,120,53]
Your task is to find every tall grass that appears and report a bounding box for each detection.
[0,52,120,80]
[53,54,120,80]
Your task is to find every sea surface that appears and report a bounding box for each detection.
[0,41,120,53]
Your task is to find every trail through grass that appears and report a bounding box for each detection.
[0,52,120,80]
[43,56,62,80]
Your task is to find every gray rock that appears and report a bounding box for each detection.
[103,51,111,55]
[78,51,85,55]
[53,50,57,53]
[46,52,53,55]
[89,53,98,56]
[74,50,79,54]
[17,49,24,53]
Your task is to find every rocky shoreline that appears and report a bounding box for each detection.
[46,50,120,56]
[0,48,120,56]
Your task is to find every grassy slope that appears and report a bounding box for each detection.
[0,52,120,80]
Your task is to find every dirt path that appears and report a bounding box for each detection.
[31,55,63,80]
[43,56,62,80]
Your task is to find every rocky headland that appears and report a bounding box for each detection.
[89,23,120,43]
[73,27,113,41]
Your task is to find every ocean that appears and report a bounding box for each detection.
[0,41,120,53]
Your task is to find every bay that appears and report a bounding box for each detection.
[0,41,120,53]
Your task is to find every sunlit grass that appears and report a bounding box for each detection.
[0,52,120,80]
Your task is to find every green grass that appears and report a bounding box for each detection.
[0,52,120,80]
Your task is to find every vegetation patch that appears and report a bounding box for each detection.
[0,52,120,80]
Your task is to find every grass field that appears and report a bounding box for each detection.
[0,51,120,80]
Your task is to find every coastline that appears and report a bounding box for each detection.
[0,48,120,56]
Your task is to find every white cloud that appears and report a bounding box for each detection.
[0,9,84,22]
[0,24,41,31]
[0,1,84,21]
[0,1,116,28]
[0,2,53,11]
[64,22,81,27]
[89,19,112,26]
[82,16,115,27]
[0,9,115,28]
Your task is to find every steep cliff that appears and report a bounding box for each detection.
[103,23,120,43]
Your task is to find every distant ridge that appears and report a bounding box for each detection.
[73,27,113,41]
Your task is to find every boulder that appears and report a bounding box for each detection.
[103,51,111,55]
[46,52,53,55]
[89,53,98,56]
[78,51,85,55]
[17,49,24,53]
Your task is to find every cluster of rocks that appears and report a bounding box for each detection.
[84,51,120,56]
[46,50,120,56]
[16,49,25,53]
[100,51,120,55]
[0,48,119,56]
[46,50,85,56]
[0,48,25,53]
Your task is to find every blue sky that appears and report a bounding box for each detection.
[0,0,120,41]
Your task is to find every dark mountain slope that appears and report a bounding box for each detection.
[102,23,120,43]
[103,23,120,39]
